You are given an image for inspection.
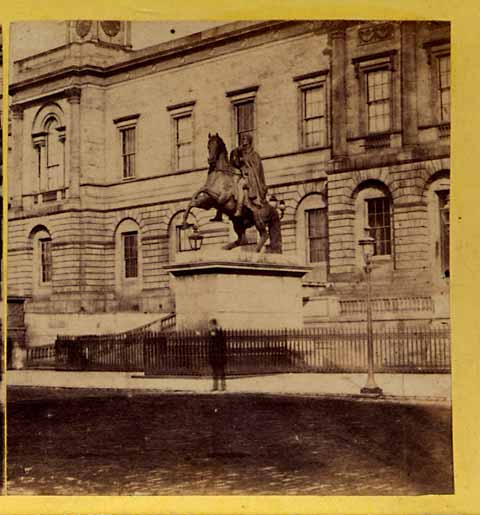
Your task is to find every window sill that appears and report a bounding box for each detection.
[175,166,196,173]
[122,176,137,182]
[300,144,330,153]
[32,189,68,204]
[363,132,392,150]
[371,255,392,263]
[32,286,53,299]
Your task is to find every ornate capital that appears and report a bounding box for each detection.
[11,104,24,120]
[65,87,82,104]
[56,125,67,143]
[32,131,47,148]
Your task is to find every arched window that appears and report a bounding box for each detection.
[32,105,66,200]
[354,181,393,268]
[42,116,64,192]
[114,219,142,295]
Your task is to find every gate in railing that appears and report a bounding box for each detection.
[55,333,144,371]
[45,326,451,375]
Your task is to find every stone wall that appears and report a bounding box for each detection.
[7,20,451,340]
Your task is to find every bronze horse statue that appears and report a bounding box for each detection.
[181,133,282,253]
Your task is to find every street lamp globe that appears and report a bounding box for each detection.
[358,227,375,264]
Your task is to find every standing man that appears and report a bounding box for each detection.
[230,133,268,216]
[208,319,227,392]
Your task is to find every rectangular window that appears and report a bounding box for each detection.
[175,225,191,252]
[438,54,450,122]
[366,69,391,133]
[366,197,391,256]
[123,232,138,278]
[121,126,136,179]
[306,208,328,263]
[235,100,255,146]
[303,86,326,148]
[175,115,193,170]
[40,238,52,283]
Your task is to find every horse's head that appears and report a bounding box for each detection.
[208,132,227,168]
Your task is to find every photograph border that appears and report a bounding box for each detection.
[0,0,479,513]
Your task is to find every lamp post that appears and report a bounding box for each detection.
[358,227,383,396]
[186,223,204,251]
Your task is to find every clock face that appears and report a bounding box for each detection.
[101,21,121,38]
[76,20,92,38]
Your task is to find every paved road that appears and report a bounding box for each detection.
[7,387,453,495]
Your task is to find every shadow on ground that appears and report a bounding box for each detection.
[7,387,453,495]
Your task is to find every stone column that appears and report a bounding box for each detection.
[401,22,418,146]
[10,104,24,210]
[66,87,82,199]
[331,28,348,158]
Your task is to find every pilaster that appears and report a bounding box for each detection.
[66,87,82,199]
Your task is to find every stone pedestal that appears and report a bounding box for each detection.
[166,250,310,330]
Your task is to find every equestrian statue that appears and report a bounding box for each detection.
[181,132,282,253]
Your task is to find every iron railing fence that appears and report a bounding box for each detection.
[36,326,452,374]
[55,333,145,371]
[26,344,57,368]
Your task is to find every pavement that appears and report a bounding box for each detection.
[7,387,453,495]
[8,369,451,404]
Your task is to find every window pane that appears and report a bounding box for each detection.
[46,118,61,169]
[306,208,327,263]
[367,69,391,133]
[121,127,136,178]
[439,55,450,88]
[305,87,324,118]
[236,101,254,144]
[303,86,326,148]
[305,118,325,147]
[175,116,193,169]
[367,70,390,101]
[40,238,52,283]
[123,232,138,278]
[237,102,254,132]
[366,197,391,256]
[439,55,450,122]
[177,116,192,144]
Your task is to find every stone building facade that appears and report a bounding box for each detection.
[7,20,450,347]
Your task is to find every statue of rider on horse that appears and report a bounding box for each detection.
[182,132,282,253]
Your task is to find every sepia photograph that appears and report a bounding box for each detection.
[6,19,452,496]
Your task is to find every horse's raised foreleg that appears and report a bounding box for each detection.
[181,201,194,230]
[181,189,208,229]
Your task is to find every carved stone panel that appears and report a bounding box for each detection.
[358,23,394,46]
